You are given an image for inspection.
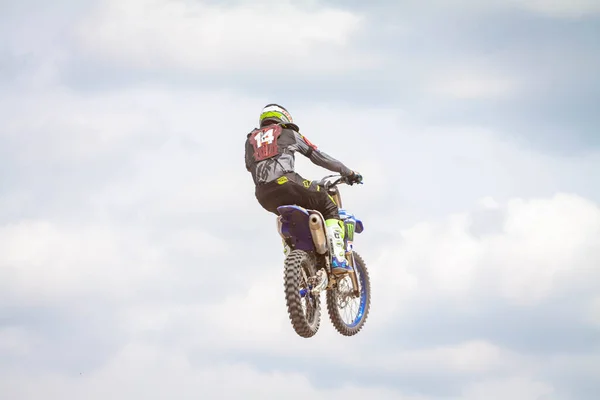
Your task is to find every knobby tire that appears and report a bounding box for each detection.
[284,249,321,338]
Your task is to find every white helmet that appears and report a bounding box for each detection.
[259,103,299,131]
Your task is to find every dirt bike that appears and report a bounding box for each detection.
[276,174,371,338]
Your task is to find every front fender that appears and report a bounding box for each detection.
[355,218,364,233]
[339,208,364,234]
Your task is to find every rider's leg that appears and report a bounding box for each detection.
[280,177,350,273]
[323,218,350,272]
[254,175,350,272]
[316,193,351,273]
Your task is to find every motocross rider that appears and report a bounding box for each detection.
[245,103,363,274]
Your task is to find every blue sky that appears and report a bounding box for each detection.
[1,1,599,399]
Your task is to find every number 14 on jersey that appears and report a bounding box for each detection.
[254,128,275,148]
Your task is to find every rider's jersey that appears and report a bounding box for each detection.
[245,123,353,185]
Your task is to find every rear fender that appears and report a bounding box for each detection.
[277,205,316,252]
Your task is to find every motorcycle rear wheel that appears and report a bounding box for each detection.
[284,249,322,338]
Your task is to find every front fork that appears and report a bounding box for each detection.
[345,249,360,297]
[327,223,360,295]
[342,216,361,296]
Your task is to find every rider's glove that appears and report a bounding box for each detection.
[347,171,363,185]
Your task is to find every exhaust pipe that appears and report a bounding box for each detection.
[308,214,327,254]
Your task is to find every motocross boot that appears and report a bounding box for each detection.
[325,219,352,274]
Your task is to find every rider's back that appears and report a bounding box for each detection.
[244,124,310,186]
[245,123,352,188]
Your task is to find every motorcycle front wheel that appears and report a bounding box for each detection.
[326,251,371,336]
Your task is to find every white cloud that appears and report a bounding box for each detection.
[351,340,530,376]
[479,196,501,209]
[0,342,426,400]
[374,193,600,309]
[430,73,516,100]
[510,0,600,18]
[74,0,374,73]
[1,10,600,395]
[0,327,39,357]
[586,296,600,328]
[0,220,165,304]
[425,61,518,100]
[414,0,600,18]
[461,376,557,400]
[2,87,166,164]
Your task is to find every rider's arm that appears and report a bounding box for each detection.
[294,132,353,176]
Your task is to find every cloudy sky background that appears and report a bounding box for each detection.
[1,0,599,399]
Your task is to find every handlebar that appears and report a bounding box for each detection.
[317,174,363,189]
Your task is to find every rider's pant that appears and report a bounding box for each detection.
[255,172,339,220]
